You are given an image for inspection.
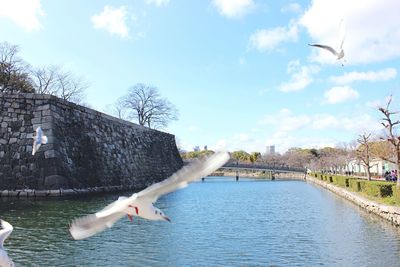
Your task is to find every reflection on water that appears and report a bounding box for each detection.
[1,177,400,266]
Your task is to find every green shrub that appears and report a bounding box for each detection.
[362,181,394,198]
[359,180,368,192]
[349,179,362,192]
[332,175,350,187]
[392,185,400,202]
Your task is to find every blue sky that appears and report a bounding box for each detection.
[1,0,399,153]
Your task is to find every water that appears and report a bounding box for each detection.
[1,177,400,266]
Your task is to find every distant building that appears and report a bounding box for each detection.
[204,145,208,151]
[265,145,275,155]
[345,158,396,176]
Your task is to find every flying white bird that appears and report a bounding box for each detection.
[69,152,230,240]
[32,126,48,156]
[308,43,344,60]
[308,19,346,65]
[0,220,15,267]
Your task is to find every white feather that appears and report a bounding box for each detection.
[69,152,230,240]
[0,220,15,267]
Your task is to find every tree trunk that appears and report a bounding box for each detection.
[366,167,371,181]
[396,149,400,186]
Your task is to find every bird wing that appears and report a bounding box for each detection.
[0,220,13,248]
[69,195,136,240]
[69,212,126,240]
[337,18,346,50]
[32,142,41,156]
[308,44,339,56]
[41,135,48,144]
[137,152,230,202]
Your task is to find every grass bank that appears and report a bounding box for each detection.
[311,173,400,207]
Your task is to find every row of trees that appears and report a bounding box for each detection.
[180,96,400,185]
[0,42,86,103]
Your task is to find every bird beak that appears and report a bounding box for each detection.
[162,215,171,222]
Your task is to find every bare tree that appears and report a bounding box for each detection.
[55,70,87,103]
[104,98,129,120]
[31,65,87,104]
[378,95,400,186]
[356,133,375,180]
[0,42,34,93]
[31,65,60,95]
[263,153,283,168]
[122,83,178,129]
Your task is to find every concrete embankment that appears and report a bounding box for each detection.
[306,175,400,227]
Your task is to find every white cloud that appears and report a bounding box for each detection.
[0,0,44,31]
[311,113,382,133]
[249,22,298,52]
[91,6,129,38]
[208,108,383,153]
[210,135,260,153]
[259,108,311,132]
[212,0,255,18]
[300,0,400,64]
[279,60,320,92]
[260,109,382,152]
[145,0,170,7]
[281,3,302,13]
[265,132,336,153]
[330,68,397,84]
[324,86,359,104]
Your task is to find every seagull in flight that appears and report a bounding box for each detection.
[308,19,346,65]
[308,43,344,60]
[69,152,230,240]
[32,126,48,156]
[0,220,15,267]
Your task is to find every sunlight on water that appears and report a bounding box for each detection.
[1,178,400,266]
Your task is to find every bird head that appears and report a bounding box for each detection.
[155,208,171,222]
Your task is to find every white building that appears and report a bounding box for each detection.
[345,158,397,176]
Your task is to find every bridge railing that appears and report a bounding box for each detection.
[221,162,305,173]
[183,159,305,173]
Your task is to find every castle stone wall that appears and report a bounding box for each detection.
[0,93,183,192]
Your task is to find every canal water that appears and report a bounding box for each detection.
[1,177,400,266]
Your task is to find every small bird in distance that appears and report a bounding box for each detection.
[32,126,48,156]
[308,19,346,66]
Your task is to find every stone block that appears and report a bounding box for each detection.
[31,117,41,124]
[9,138,17,144]
[44,150,56,159]
[36,104,50,111]
[44,175,68,189]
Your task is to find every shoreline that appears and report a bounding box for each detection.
[0,185,140,198]
[0,172,307,198]
[306,175,400,227]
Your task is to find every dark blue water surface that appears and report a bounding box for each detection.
[1,177,400,266]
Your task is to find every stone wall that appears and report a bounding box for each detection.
[0,93,183,193]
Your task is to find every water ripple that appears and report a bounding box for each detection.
[1,178,400,266]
